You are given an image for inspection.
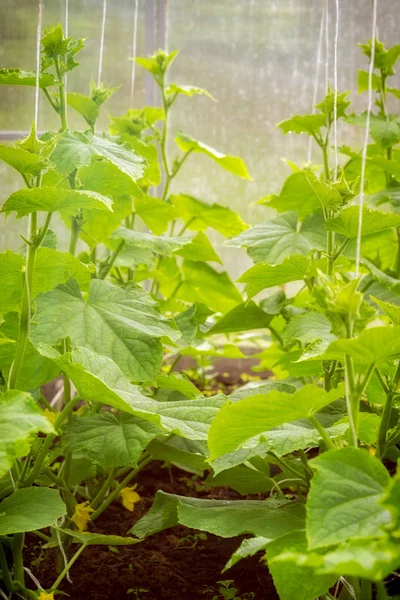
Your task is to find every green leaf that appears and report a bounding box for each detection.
[0,390,55,478]
[267,530,336,600]
[171,195,248,237]
[0,487,66,535]
[0,68,56,88]
[223,537,270,572]
[67,92,100,127]
[371,295,400,324]
[205,465,273,495]
[175,132,251,180]
[166,83,216,101]
[228,212,325,263]
[41,24,84,74]
[177,261,242,314]
[175,232,221,263]
[135,50,179,83]
[130,490,305,539]
[56,528,141,546]
[147,439,207,472]
[134,195,179,235]
[326,206,400,238]
[238,255,311,298]
[2,186,112,217]
[52,347,226,440]
[306,448,392,549]
[323,326,400,364]
[154,373,201,399]
[266,172,343,218]
[77,160,140,247]
[63,413,160,469]
[357,70,381,93]
[208,385,344,460]
[283,312,334,347]
[31,279,179,382]
[347,113,400,149]
[208,301,273,335]
[50,131,144,181]
[0,145,47,176]
[382,471,400,530]
[278,114,327,136]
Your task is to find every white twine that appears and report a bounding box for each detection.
[34,0,42,130]
[307,5,325,164]
[97,0,107,87]
[324,0,329,94]
[333,0,340,180]
[130,0,139,106]
[65,0,69,87]
[355,0,378,277]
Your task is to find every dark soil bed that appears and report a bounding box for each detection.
[25,461,278,600]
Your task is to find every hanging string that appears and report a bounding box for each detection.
[64,0,69,88]
[324,0,329,94]
[307,5,326,164]
[129,0,139,106]
[34,0,42,130]
[97,0,107,87]
[164,0,169,52]
[355,0,378,277]
[332,0,340,180]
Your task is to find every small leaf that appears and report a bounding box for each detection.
[67,92,100,127]
[307,448,391,549]
[278,114,327,136]
[175,132,251,180]
[238,255,311,298]
[130,490,305,540]
[135,195,179,235]
[357,70,381,93]
[166,83,216,101]
[171,194,248,237]
[223,537,270,572]
[0,68,56,88]
[326,206,400,238]
[154,373,201,399]
[371,295,400,324]
[208,301,273,335]
[0,145,47,176]
[0,487,66,534]
[2,186,112,217]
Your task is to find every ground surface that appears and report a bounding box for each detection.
[26,461,278,600]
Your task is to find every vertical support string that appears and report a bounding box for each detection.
[34,0,42,130]
[324,0,330,94]
[130,0,140,106]
[307,5,326,164]
[333,0,340,180]
[64,0,69,88]
[355,0,378,277]
[97,0,107,87]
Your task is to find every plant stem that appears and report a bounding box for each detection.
[91,469,117,509]
[376,581,389,600]
[50,543,87,592]
[69,214,80,256]
[360,579,372,600]
[90,455,152,521]
[168,353,182,374]
[54,56,68,131]
[396,227,400,279]
[376,361,400,458]
[0,542,15,593]
[98,240,125,280]
[309,415,335,450]
[12,533,24,587]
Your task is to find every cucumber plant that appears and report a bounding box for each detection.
[131,39,400,600]
[0,24,250,598]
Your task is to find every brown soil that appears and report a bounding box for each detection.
[24,461,278,600]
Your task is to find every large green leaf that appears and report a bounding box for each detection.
[63,413,160,469]
[134,195,178,235]
[0,487,65,535]
[322,326,400,365]
[130,490,305,539]
[50,131,144,181]
[176,261,242,314]
[52,347,226,440]
[0,145,47,176]
[238,255,311,298]
[205,465,274,495]
[326,205,400,238]
[267,530,336,600]
[347,113,400,149]
[175,132,251,179]
[208,385,344,459]
[283,312,334,347]
[0,390,55,478]
[148,439,207,472]
[208,301,272,335]
[2,186,112,217]
[171,195,248,237]
[227,212,325,263]
[306,448,392,549]
[266,172,342,217]
[0,248,91,314]
[31,279,179,382]
[0,68,56,88]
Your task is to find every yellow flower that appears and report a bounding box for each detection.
[71,501,94,532]
[39,592,54,600]
[43,408,56,425]
[120,484,141,512]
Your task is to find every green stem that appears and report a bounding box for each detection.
[396,227,400,279]
[8,211,38,389]
[12,533,25,587]
[0,542,15,593]
[376,581,389,600]
[267,452,308,484]
[50,544,87,592]
[168,353,181,374]
[99,240,125,280]
[90,455,152,521]
[376,361,400,458]
[69,215,80,256]
[54,56,68,130]
[360,579,372,600]
[309,415,336,450]
[91,469,117,510]
[268,325,284,347]
[43,87,60,114]
[345,354,359,447]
